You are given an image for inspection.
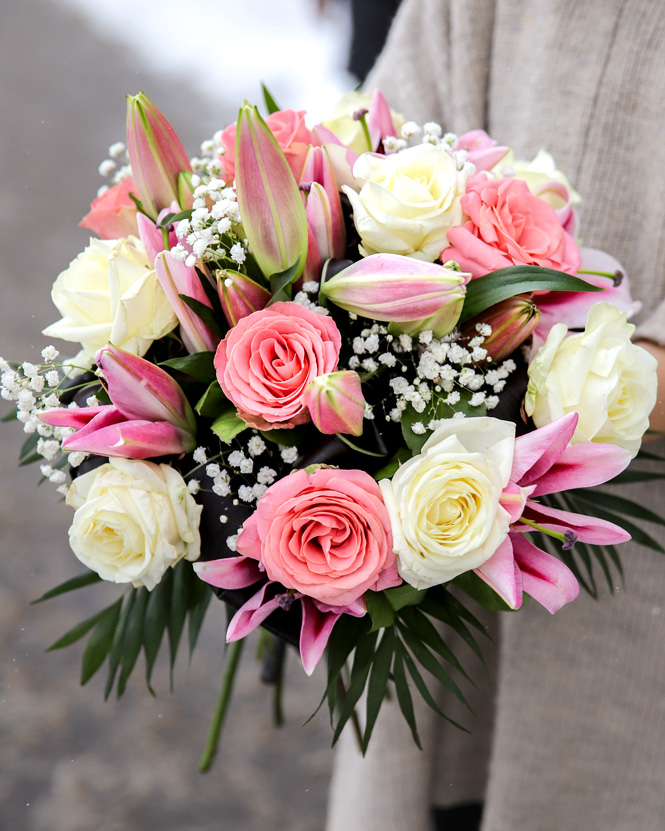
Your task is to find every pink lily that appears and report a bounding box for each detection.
[322,254,469,337]
[39,346,196,459]
[126,93,192,219]
[194,556,366,675]
[367,89,398,151]
[475,413,632,612]
[217,269,271,327]
[299,145,346,282]
[154,251,219,354]
[302,370,365,436]
[234,102,308,281]
[136,202,179,265]
[311,125,360,191]
[454,130,510,173]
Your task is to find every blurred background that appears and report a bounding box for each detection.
[0,1,396,828]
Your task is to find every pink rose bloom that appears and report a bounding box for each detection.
[217,109,317,183]
[79,177,139,240]
[237,467,400,606]
[446,177,581,278]
[214,301,341,429]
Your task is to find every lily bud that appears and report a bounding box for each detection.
[463,296,541,361]
[367,89,398,151]
[234,101,308,281]
[96,344,197,436]
[217,269,271,327]
[302,370,365,436]
[154,251,219,354]
[322,254,469,338]
[126,93,192,219]
[300,147,346,281]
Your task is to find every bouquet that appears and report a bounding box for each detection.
[2,86,661,768]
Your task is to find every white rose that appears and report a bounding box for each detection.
[525,302,658,457]
[320,91,405,155]
[379,417,514,589]
[343,144,468,262]
[66,458,201,590]
[43,237,177,367]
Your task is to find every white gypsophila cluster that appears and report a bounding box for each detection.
[95,140,131,197]
[0,346,90,493]
[343,320,517,430]
[293,280,329,316]
[169,173,245,269]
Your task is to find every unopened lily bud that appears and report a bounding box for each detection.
[463,296,541,361]
[322,254,469,338]
[217,269,271,327]
[126,93,191,219]
[302,370,365,436]
[234,102,308,281]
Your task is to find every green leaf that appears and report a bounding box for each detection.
[117,587,149,697]
[453,571,515,611]
[399,606,471,680]
[211,408,247,443]
[80,599,122,685]
[47,604,115,651]
[160,352,216,383]
[178,294,224,336]
[158,208,193,227]
[362,627,396,753]
[20,452,42,467]
[261,424,312,447]
[635,448,665,462]
[392,641,421,749]
[419,595,485,664]
[323,614,370,724]
[188,578,212,656]
[32,571,102,604]
[571,489,665,527]
[262,82,281,114]
[384,584,428,612]
[104,590,136,700]
[143,570,172,693]
[400,644,468,732]
[332,630,379,745]
[373,447,412,480]
[335,432,387,458]
[267,258,301,304]
[2,408,18,423]
[365,591,395,632]
[168,560,190,678]
[606,470,665,485]
[19,432,39,461]
[195,381,227,418]
[459,265,602,323]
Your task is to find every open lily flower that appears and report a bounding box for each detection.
[475,413,632,612]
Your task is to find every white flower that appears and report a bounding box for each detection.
[43,237,177,367]
[247,436,266,457]
[379,417,514,589]
[66,458,201,591]
[193,446,207,464]
[343,144,467,262]
[280,446,299,464]
[525,302,658,457]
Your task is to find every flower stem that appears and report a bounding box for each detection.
[577,268,624,284]
[519,517,567,544]
[198,638,244,773]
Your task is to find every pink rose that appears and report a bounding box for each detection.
[217,109,317,183]
[79,177,139,240]
[237,467,400,606]
[214,301,341,429]
[446,177,581,278]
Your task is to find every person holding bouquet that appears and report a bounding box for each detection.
[326,1,665,829]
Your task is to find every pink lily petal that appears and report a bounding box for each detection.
[225,582,283,642]
[300,597,341,675]
[136,203,179,264]
[511,412,579,485]
[63,419,193,459]
[510,532,579,613]
[367,89,397,151]
[474,536,523,610]
[217,269,270,327]
[96,343,196,434]
[499,481,532,524]
[39,404,111,430]
[454,129,510,172]
[299,146,346,261]
[61,406,127,443]
[520,502,631,545]
[193,556,264,590]
[528,442,632,496]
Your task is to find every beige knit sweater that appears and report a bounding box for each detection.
[327,2,665,829]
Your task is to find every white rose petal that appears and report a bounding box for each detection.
[525,302,658,457]
[66,458,201,591]
[379,417,515,589]
[43,237,177,367]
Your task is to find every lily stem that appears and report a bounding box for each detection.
[198,638,244,773]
